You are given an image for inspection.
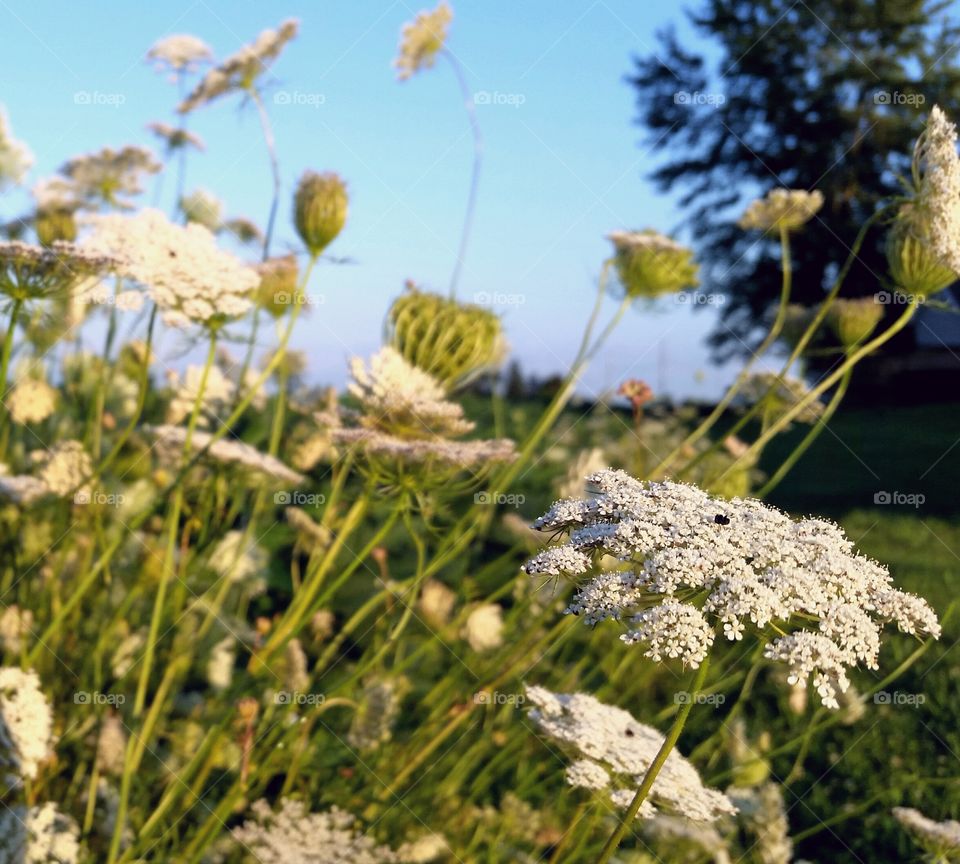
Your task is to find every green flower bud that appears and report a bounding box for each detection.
[294,171,348,256]
[886,208,957,299]
[386,285,505,389]
[608,229,699,298]
[35,209,77,246]
[254,254,300,318]
[827,297,884,348]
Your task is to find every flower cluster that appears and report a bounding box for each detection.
[394,2,453,81]
[738,372,824,425]
[607,229,699,298]
[232,799,400,863]
[146,34,213,74]
[738,189,823,232]
[0,241,115,304]
[7,374,57,425]
[179,19,299,112]
[317,347,516,470]
[525,686,736,821]
[524,470,940,708]
[144,424,305,486]
[60,146,161,210]
[146,121,205,155]
[0,667,53,785]
[0,802,79,863]
[84,208,257,328]
[0,108,33,191]
[912,105,960,277]
[893,806,960,859]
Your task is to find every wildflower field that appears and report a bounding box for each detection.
[1,5,960,864]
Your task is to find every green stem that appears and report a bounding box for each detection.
[595,657,711,864]
[0,298,23,446]
[756,365,853,497]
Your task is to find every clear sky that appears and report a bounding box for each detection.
[1,1,765,399]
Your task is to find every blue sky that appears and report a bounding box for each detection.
[1,1,763,398]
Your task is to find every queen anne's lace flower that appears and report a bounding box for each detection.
[893,806,960,859]
[179,20,299,113]
[913,105,960,275]
[462,603,504,652]
[738,189,823,231]
[0,241,115,302]
[728,784,792,864]
[317,347,516,469]
[60,146,160,210]
[0,667,53,785]
[7,376,57,424]
[738,372,824,425]
[144,424,305,486]
[524,470,941,708]
[0,108,33,191]
[526,686,736,822]
[394,2,453,80]
[209,530,267,583]
[166,363,235,426]
[232,799,399,863]
[146,122,205,154]
[85,209,257,328]
[0,802,80,863]
[146,34,213,73]
[33,440,92,498]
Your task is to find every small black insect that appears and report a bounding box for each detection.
[714,514,730,525]
[624,727,635,737]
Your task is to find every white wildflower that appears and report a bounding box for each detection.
[232,800,398,863]
[209,530,266,583]
[0,802,80,864]
[0,108,33,191]
[7,376,57,425]
[0,605,33,653]
[893,806,960,858]
[146,34,213,73]
[419,579,456,626]
[728,783,792,864]
[206,636,236,691]
[526,686,736,822]
[463,603,504,652]
[738,189,824,231]
[84,209,257,328]
[166,363,235,426]
[33,441,92,497]
[914,105,960,275]
[524,470,941,708]
[0,667,53,784]
[394,2,453,81]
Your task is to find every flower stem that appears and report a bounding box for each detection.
[594,657,711,864]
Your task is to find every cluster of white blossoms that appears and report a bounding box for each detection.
[179,19,299,113]
[6,374,57,425]
[166,363,235,426]
[913,105,960,275]
[146,121,205,155]
[209,530,267,584]
[348,346,473,437]
[738,188,824,232]
[524,470,941,708]
[394,2,453,81]
[0,240,116,302]
[728,783,792,864]
[146,34,213,74]
[0,107,34,191]
[462,602,504,652]
[317,347,516,469]
[144,425,305,486]
[0,667,53,786]
[60,145,161,209]
[0,802,80,864]
[32,441,92,498]
[893,806,960,858]
[232,799,400,863]
[525,686,736,822]
[84,209,257,328]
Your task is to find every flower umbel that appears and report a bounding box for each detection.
[524,470,940,708]
[394,2,453,81]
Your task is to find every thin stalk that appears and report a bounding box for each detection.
[595,657,711,864]
[442,49,482,298]
[133,331,218,716]
[756,365,853,497]
[651,227,793,478]
[0,298,23,444]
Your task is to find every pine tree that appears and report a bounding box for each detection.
[631,0,960,358]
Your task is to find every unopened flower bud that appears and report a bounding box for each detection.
[293,171,348,256]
